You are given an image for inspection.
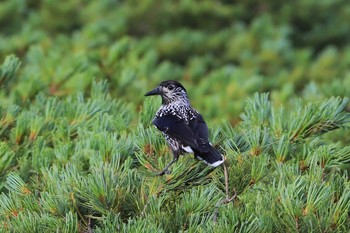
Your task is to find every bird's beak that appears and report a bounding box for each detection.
[145,87,161,96]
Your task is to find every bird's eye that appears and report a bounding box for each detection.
[167,84,175,90]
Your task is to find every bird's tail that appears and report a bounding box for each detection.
[195,146,224,167]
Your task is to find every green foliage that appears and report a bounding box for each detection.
[1,0,350,232]
[0,54,21,89]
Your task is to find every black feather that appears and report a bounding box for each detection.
[145,80,224,175]
[153,113,224,166]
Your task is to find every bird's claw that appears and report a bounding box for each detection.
[157,168,171,176]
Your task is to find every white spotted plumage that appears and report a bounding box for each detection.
[155,103,198,124]
[145,80,224,175]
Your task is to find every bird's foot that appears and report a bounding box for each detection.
[157,168,171,176]
[156,157,178,176]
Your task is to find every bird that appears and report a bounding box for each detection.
[144,80,224,175]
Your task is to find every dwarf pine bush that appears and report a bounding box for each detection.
[1,1,350,232]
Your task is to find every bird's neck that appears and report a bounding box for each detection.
[161,95,191,107]
[162,99,191,108]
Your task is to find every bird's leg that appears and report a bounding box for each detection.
[157,158,178,176]
[157,151,180,176]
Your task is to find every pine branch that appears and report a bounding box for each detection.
[0,142,15,183]
[5,172,32,196]
[0,54,21,87]
[240,93,271,127]
[287,97,349,141]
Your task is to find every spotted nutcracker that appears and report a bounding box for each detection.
[145,80,224,175]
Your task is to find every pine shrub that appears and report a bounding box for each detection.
[1,1,350,232]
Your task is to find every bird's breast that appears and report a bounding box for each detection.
[155,105,197,123]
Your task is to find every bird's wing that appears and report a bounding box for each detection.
[153,114,209,152]
[188,113,209,142]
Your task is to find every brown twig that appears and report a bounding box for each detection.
[213,161,237,222]
[223,161,229,199]
[141,198,150,217]
[87,217,93,233]
[223,162,237,204]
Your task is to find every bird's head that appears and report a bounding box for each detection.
[145,80,189,105]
